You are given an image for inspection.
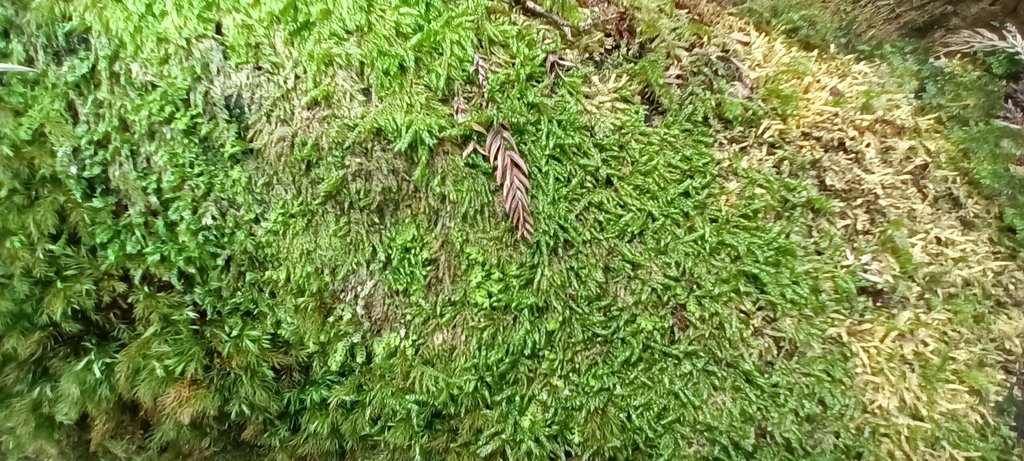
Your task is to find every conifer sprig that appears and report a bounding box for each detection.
[464,53,535,240]
[464,123,534,239]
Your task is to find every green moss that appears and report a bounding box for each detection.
[2,0,1018,459]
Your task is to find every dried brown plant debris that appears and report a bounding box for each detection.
[574,0,637,49]
[545,53,574,81]
[452,87,469,122]
[240,422,263,443]
[938,24,1024,60]
[472,54,490,97]
[464,123,534,239]
[206,34,363,167]
[158,379,199,425]
[1003,82,1024,127]
[89,412,114,452]
[333,270,397,334]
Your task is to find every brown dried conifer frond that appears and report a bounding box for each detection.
[467,123,534,239]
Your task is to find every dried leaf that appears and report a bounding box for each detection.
[859,272,885,284]
[462,141,481,159]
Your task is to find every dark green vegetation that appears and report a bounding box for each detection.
[0,0,1021,459]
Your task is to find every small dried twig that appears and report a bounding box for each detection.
[465,123,534,239]
[510,0,590,36]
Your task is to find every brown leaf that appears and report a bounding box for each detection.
[485,128,501,164]
[513,170,530,189]
[462,141,481,159]
[503,176,514,204]
[497,156,508,182]
[509,149,529,174]
[546,53,560,80]
[506,192,519,213]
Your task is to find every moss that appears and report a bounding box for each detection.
[1,0,1022,459]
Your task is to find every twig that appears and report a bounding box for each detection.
[510,0,590,36]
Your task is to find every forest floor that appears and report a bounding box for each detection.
[2,0,1024,459]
